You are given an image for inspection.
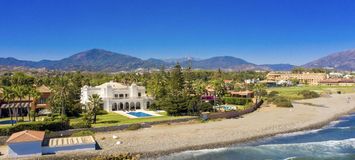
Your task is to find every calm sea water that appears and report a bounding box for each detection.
[159,113,355,160]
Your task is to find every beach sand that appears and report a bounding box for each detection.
[6,93,355,159]
[93,93,355,158]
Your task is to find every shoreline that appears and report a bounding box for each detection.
[5,93,355,160]
[141,107,355,159]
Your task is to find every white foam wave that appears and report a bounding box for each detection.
[258,138,355,154]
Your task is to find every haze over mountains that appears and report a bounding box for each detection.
[0,48,354,72]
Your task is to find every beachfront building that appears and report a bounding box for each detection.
[0,85,51,118]
[266,72,327,85]
[7,130,96,158]
[7,130,45,157]
[228,90,254,98]
[319,78,355,86]
[81,81,153,112]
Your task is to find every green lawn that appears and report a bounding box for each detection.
[70,112,194,128]
[0,112,194,129]
[268,85,355,100]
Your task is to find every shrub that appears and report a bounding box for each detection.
[66,103,83,117]
[0,128,9,136]
[222,97,252,105]
[126,124,141,131]
[268,91,279,98]
[298,90,320,99]
[197,102,214,112]
[0,120,70,136]
[71,121,91,129]
[93,153,140,160]
[268,96,293,108]
[71,130,94,137]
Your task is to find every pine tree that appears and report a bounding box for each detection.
[168,63,185,95]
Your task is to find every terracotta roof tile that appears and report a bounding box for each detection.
[36,85,51,93]
[7,130,45,143]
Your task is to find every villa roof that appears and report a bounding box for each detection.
[223,80,233,83]
[320,79,355,83]
[98,81,128,89]
[36,85,51,93]
[229,90,254,95]
[7,130,45,144]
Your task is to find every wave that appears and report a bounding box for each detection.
[160,138,355,160]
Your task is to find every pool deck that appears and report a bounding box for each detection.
[113,110,162,118]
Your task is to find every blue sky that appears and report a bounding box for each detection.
[0,0,355,65]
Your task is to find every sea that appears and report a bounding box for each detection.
[158,113,355,160]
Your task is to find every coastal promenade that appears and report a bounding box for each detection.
[94,93,355,157]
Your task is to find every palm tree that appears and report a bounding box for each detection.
[13,85,26,121]
[253,83,267,104]
[3,87,15,125]
[88,94,103,124]
[28,87,40,121]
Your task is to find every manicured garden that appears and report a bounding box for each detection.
[70,112,194,128]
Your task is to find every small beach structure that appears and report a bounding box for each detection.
[6,130,96,158]
[7,130,45,157]
[42,136,96,154]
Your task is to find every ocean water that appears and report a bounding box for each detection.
[159,113,355,160]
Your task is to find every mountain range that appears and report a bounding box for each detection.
[0,48,354,72]
[303,49,355,70]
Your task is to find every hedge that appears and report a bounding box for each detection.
[0,120,70,136]
[298,90,320,99]
[268,96,293,108]
[222,97,252,105]
[71,121,91,129]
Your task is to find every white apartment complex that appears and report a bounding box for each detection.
[81,81,152,112]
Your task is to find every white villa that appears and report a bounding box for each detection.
[80,81,153,112]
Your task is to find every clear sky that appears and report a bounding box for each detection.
[0,0,355,65]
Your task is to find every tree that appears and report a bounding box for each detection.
[87,94,103,124]
[49,74,70,116]
[168,63,185,95]
[13,85,26,121]
[253,83,267,103]
[192,79,207,96]
[211,79,226,98]
[28,87,40,121]
[184,65,195,96]
[2,87,15,125]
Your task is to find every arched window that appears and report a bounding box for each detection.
[119,102,124,110]
[130,102,135,110]
[147,102,150,109]
[125,102,129,111]
[112,103,118,111]
[136,102,141,110]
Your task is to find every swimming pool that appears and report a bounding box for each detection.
[0,120,16,125]
[127,112,153,118]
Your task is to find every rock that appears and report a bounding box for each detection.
[112,135,118,139]
[116,141,122,145]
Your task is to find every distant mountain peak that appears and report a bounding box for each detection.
[0,48,298,72]
[303,49,355,70]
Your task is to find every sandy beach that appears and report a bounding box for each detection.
[3,93,355,159]
[93,93,355,158]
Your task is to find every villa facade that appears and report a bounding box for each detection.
[80,81,152,112]
[266,72,327,85]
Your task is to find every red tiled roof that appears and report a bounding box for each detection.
[223,80,233,83]
[7,130,45,144]
[229,90,254,95]
[36,85,51,93]
[320,79,355,83]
